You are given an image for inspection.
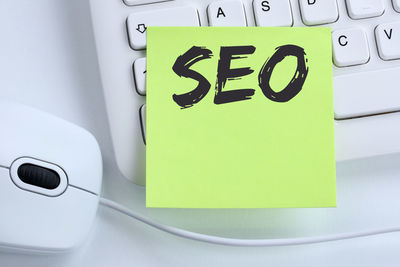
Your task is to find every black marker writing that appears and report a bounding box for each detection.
[172,46,213,109]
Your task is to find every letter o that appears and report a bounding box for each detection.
[258,45,309,102]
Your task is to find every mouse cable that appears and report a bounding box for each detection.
[99,197,400,247]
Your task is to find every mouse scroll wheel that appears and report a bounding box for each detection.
[17,163,61,190]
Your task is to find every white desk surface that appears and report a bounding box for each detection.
[1,1,400,266]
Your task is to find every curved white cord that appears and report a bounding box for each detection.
[99,197,400,247]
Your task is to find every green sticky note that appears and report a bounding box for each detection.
[146,27,336,208]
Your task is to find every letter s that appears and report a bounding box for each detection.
[172,46,213,109]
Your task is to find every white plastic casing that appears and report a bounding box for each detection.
[0,101,102,253]
[89,0,400,185]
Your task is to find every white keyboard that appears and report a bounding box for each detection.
[89,0,400,185]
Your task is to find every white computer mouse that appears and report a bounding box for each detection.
[0,100,102,253]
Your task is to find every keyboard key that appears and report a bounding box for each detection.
[394,0,400,12]
[334,67,400,119]
[123,0,173,6]
[332,28,369,67]
[127,6,199,50]
[140,104,146,144]
[376,22,400,60]
[133,57,146,95]
[253,0,293,27]
[298,0,339,25]
[208,0,247,26]
[345,0,384,19]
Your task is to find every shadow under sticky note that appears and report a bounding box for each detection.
[146,27,336,208]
